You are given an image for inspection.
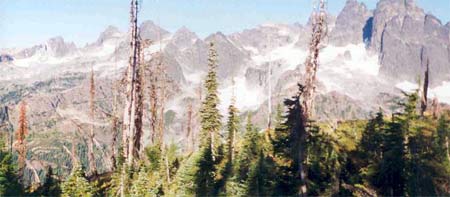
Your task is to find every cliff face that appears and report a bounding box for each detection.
[330,0,373,46]
[370,0,450,85]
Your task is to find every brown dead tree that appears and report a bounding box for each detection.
[185,102,194,153]
[14,101,28,180]
[110,81,119,170]
[302,0,328,120]
[87,68,98,176]
[122,0,144,166]
[297,0,328,195]
[420,59,429,117]
[431,97,440,119]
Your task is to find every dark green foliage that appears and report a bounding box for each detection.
[32,166,62,196]
[373,115,405,196]
[194,143,216,196]
[0,140,22,196]
[61,166,96,197]
[360,109,385,165]
[270,84,307,196]
[306,124,342,196]
[199,42,222,153]
[183,42,223,196]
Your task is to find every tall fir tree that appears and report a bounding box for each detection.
[435,114,450,162]
[199,42,222,158]
[373,115,405,196]
[271,84,308,196]
[178,42,223,196]
[219,91,240,194]
[373,92,419,196]
[232,113,275,196]
[226,95,239,168]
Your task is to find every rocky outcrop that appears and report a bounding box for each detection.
[205,32,249,79]
[370,0,425,52]
[230,23,302,53]
[0,54,14,62]
[95,25,123,45]
[330,0,373,46]
[139,20,170,41]
[171,26,199,50]
[245,67,266,87]
[15,36,77,58]
[371,0,450,85]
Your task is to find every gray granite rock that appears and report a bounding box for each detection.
[139,20,170,41]
[330,0,373,46]
[371,0,450,85]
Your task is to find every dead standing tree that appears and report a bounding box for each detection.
[296,0,328,195]
[110,81,120,170]
[14,101,28,181]
[147,50,171,150]
[122,0,144,166]
[87,68,98,176]
[302,0,328,119]
[420,48,429,117]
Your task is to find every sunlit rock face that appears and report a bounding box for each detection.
[369,0,450,85]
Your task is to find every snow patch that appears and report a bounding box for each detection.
[252,41,307,71]
[395,81,450,104]
[430,81,450,104]
[395,81,419,93]
[219,76,265,113]
[320,44,380,76]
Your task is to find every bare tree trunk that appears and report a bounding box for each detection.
[120,163,126,197]
[267,61,272,129]
[446,136,450,162]
[298,0,328,195]
[431,97,440,119]
[122,0,143,166]
[186,103,193,153]
[149,71,158,144]
[163,146,171,184]
[26,160,41,185]
[110,83,119,170]
[87,68,97,176]
[420,57,429,117]
[302,0,327,119]
[158,88,166,149]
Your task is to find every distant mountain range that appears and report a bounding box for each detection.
[0,0,449,159]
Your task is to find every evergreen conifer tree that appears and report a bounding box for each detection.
[130,167,151,197]
[37,166,61,196]
[182,42,222,196]
[61,166,95,197]
[199,42,222,158]
[271,84,308,196]
[0,138,22,196]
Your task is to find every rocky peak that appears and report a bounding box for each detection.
[330,0,372,46]
[139,20,169,41]
[96,25,122,44]
[371,0,450,85]
[16,36,77,58]
[45,36,77,57]
[371,0,425,51]
[205,31,228,43]
[171,26,199,49]
[205,32,249,79]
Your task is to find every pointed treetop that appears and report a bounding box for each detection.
[231,77,236,106]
